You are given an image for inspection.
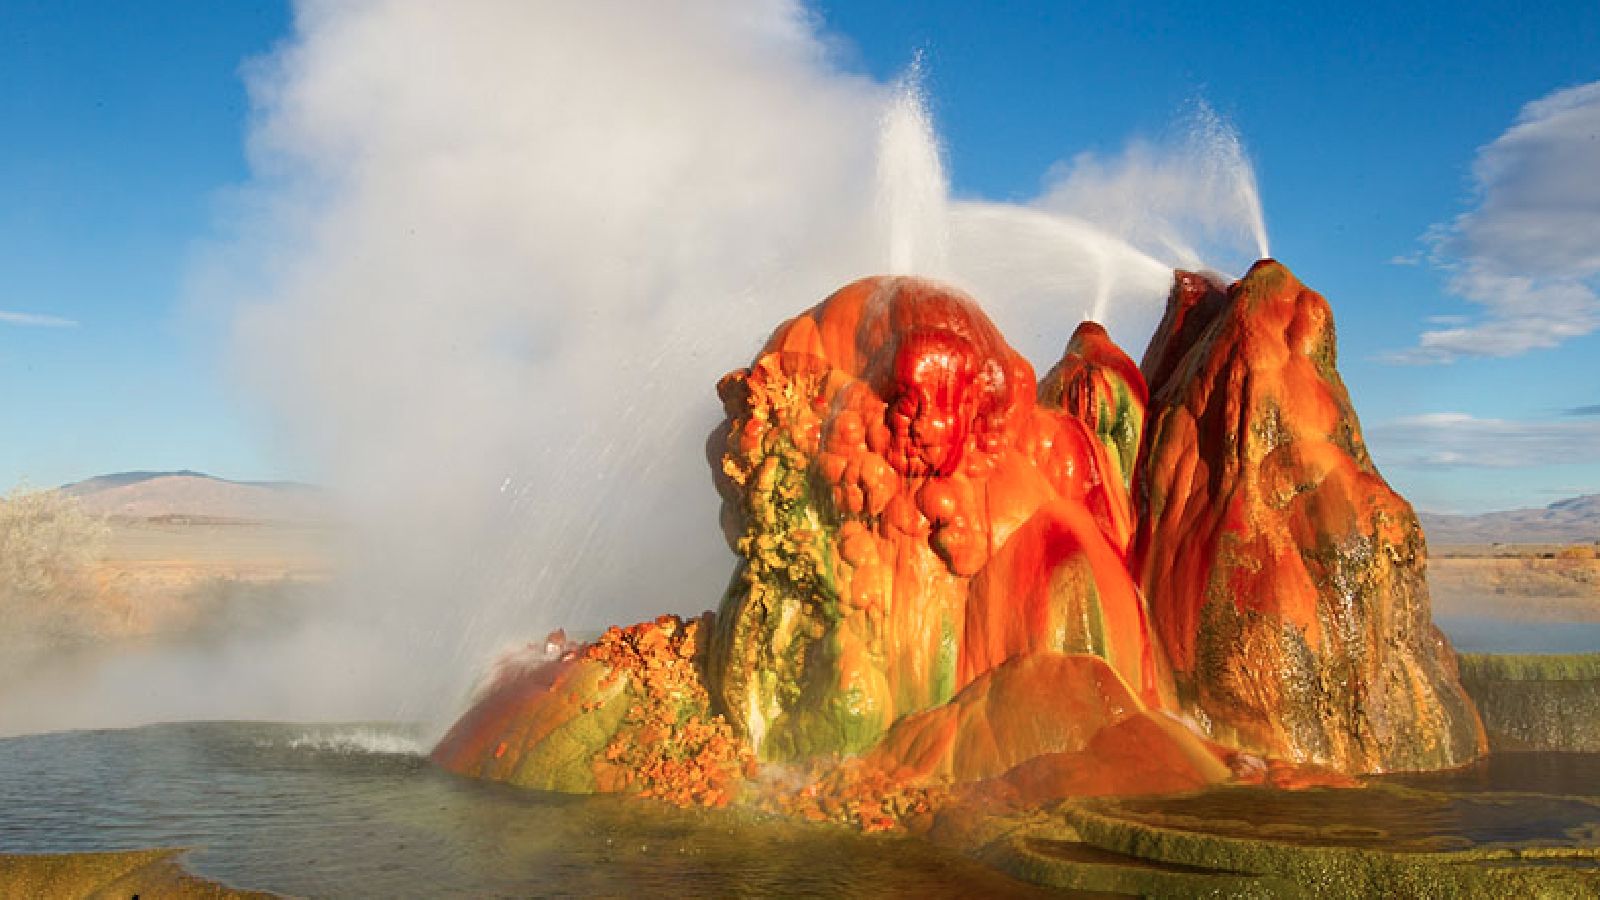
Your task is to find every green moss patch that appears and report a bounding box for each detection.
[1459,653,1600,683]
[0,849,272,898]
[1057,802,1600,898]
[1459,653,1600,752]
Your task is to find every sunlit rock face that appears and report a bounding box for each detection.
[1134,260,1485,773]
[433,261,1486,821]
[706,276,1161,760]
[1038,321,1148,495]
[860,651,1226,794]
[430,650,627,794]
[432,616,757,806]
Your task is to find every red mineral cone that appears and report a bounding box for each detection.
[1135,260,1485,773]
[707,276,1164,760]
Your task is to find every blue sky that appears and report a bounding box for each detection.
[3,0,1598,513]
[1,1,290,488]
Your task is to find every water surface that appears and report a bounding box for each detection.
[1438,615,1600,654]
[6,722,1599,896]
[0,722,1051,898]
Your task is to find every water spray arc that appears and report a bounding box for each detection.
[874,61,951,277]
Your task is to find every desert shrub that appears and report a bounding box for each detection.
[0,487,109,649]
[1557,545,1598,561]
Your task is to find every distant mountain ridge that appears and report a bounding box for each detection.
[1421,494,1600,545]
[61,470,327,523]
[54,471,1594,541]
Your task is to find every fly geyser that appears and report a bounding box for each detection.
[433,261,1483,826]
[1137,260,1484,772]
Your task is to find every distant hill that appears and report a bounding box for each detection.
[61,471,328,523]
[1421,494,1600,546]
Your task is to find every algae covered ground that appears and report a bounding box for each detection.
[974,774,1600,898]
[1458,652,1600,752]
[0,849,272,899]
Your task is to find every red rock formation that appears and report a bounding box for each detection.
[1138,270,1230,393]
[860,651,1223,790]
[432,615,754,804]
[1135,259,1485,772]
[430,652,623,793]
[434,261,1487,833]
[707,276,1162,761]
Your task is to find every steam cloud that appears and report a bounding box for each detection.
[33,0,1268,734]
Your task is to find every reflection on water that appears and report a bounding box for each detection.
[1437,615,1600,654]
[1390,751,1600,798]
[1092,751,1600,857]
[0,722,1050,898]
[6,723,1600,896]
[1099,783,1600,853]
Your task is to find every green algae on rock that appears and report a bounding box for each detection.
[432,616,756,805]
[1038,320,1148,493]
[432,655,631,793]
[1459,652,1600,752]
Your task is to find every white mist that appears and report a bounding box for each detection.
[0,0,1272,738]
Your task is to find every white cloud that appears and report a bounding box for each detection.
[0,310,77,327]
[1370,412,1600,468]
[1395,80,1600,363]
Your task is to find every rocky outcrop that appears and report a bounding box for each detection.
[1135,259,1484,772]
[434,259,1487,829]
[860,651,1226,792]
[432,616,755,805]
[706,276,1160,761]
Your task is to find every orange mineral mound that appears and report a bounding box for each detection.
[1135,260,1485,772]
[432,616,754,804]
[706,276,1161,761]
[861,651,1222,790]
[434,261,1488,830]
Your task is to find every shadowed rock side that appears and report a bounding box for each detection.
[1135,259,1484,772]
[706,276,1161,761]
